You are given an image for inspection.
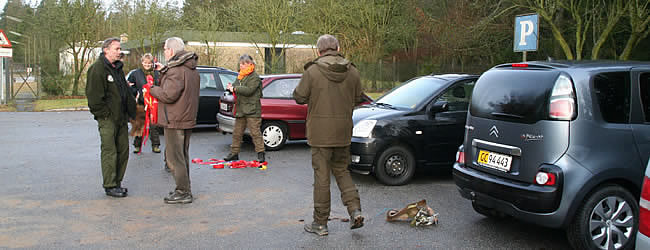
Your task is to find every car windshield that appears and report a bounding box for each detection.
[376,77,447,109]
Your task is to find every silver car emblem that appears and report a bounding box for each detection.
[489,126,499,138]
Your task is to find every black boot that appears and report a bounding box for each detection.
[164,190,193,204]
[116,184,128,193]
[105,187,127,198]
[224,153,239,161]
[257,152,265,162]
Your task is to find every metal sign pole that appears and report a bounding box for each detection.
[0,58,4,104]
[523,51,527,62]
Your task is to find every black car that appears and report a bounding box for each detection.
[195,66,238,126]
[349,74,478,185]
[129,66,238,126]
[453,61,650,250]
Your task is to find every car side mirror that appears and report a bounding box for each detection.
[428,101,449,115]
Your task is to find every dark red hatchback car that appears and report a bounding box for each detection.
[217,73,371,151]
[217,74,305,151]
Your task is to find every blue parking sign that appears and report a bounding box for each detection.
[514,14,538,52]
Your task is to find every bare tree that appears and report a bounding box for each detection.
[50,0,105,96]
[111,0,179,58]
[620,0,650,60]
[186,5,228,66]
[226,0,302,73]
[299,0,347,36]
[590,0,626,59]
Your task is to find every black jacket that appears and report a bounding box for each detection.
[86,53,136,121]
[127,68,160,104]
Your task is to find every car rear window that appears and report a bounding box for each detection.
[219,73,237,90]
[262,78,300,98]
[470,69,559,123]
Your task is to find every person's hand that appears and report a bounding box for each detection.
[128,81,135,87]
[227,83,234,92]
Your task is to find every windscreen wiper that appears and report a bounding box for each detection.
[375,102,397,109]
[490,112,524,119]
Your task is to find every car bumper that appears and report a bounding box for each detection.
[453,163,565,228]
[216,113,236,133]
[637,232,650,250]
[349,137,383,175]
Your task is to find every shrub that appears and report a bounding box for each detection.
[42,74,72,96]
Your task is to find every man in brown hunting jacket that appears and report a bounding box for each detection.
[293,34,366,236]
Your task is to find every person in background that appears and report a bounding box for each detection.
[85,37,136,198]
[127,53,161,154]
[149,37,200,204]
[293,34,365,236]
[222,54,266,163]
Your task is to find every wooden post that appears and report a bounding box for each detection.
[378,59,382,90]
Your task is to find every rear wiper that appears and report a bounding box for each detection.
[490,112,524,119]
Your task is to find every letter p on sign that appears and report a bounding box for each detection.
[519,21,534,46]
[514,14,538,52]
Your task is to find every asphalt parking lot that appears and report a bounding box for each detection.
[0,112,570,249]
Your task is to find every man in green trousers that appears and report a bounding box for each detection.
[86,37,136,198]
[294,34,366,236]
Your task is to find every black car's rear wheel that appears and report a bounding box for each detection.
[374,145,415,186]
[567,185,638,250]
[262,121,288,151]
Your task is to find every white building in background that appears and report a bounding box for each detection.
[58,44,101,75]
[58,40,129,75]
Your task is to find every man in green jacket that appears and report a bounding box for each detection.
[293,34,365,236]
[86,37,136,198]
[223,54,265,163]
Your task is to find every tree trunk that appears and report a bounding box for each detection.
[72,75,79,96]
[619,33,640,60]
[591,18,620,59]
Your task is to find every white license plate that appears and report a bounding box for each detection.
[477,150,512,172]
[220,102,228,111]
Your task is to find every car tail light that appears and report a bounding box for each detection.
[455,150,465,165]
[512,63,528,68]
[640,176,650,236]
[534,171,556,186]
[549,74,576,120]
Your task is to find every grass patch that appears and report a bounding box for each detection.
[0,102,16,112]
[33,98,87,111]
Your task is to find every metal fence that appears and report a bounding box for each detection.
[9,62,40,99]
[355,58,488,92]
[0,59,40,110]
